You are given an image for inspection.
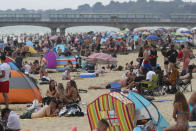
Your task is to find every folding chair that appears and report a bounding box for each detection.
[140,74,159,96]
[177,77,192,92]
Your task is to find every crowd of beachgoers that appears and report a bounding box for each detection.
[1,27,196,131]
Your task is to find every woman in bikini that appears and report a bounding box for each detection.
[164,91,190,131]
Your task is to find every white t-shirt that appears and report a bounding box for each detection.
[0,63,11,82]
[146,71,156,81]
[24,64,31,74]
[7,111,21,130]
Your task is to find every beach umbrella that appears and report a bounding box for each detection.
[191,27,196,31]
[0,43,8,49]
[87,53,117,64]
[49,35,58,41]
[183,31,192,34]
[174,33,185,36]
[142,32,150,35]
[147,35,160,40]
[26,41,34,47]
[170,32,176,36]
[176,28,189,33]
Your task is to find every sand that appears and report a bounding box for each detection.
[8,50,196,131]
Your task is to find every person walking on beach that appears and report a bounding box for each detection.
[0,55,11,108]
[40,54,48,79]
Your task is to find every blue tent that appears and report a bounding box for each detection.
[147,35,160,40]
[127,91,170,131]
[26,41,34,47]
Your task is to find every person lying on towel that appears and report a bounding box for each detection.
[20,98,57,119]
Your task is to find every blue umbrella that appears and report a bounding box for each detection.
[26,41,34,47]
[147,35,160,40]
[0,43,8,49]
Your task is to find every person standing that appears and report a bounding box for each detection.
[182,45,194,74]
[15,53,23,70]
[0,55,11,108]
[40,55,48,79]
[150,45,158,70]
[142,45,153,71]
[167,44,178,75]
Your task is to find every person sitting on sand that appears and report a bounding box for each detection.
[62,67,71,80]
[64,80,81,104]
[20,98,57,119]
[31,60,40,74]
[56,83,66,102]
[1,108,21,131]
[95,119,109,131]
[164,92,190,131]
[46,80,59,100]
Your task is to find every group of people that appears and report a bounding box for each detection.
[0,28,196,131]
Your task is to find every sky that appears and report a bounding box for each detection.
[1,0,131,10]
[1,0,195,10]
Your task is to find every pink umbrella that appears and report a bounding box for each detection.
[87,53,117,64]
[49,35,59,40]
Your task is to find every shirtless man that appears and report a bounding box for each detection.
[142,45,153,71]
[40,54,48,79]
[20,98,57,119]
[183,46,194,74]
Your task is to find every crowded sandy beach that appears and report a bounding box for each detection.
[1,24,196,131]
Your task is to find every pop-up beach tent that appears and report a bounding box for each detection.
[127,91,170,131]
[87,92,135,131]
[45,50,57,69]
[56,56,76,72]
[0,70,42,103]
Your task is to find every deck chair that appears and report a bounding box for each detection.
[176,71,193,92]
[140,74,158,96]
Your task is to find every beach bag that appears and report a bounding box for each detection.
[64,103,84,117]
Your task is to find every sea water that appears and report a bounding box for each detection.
[0,25,120,35]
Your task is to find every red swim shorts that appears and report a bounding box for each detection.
[0,81,9,93]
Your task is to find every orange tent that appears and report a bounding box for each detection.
[0,70,42,103]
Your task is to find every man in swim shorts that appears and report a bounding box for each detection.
[142,45,153,71]
[40,54,48,79]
